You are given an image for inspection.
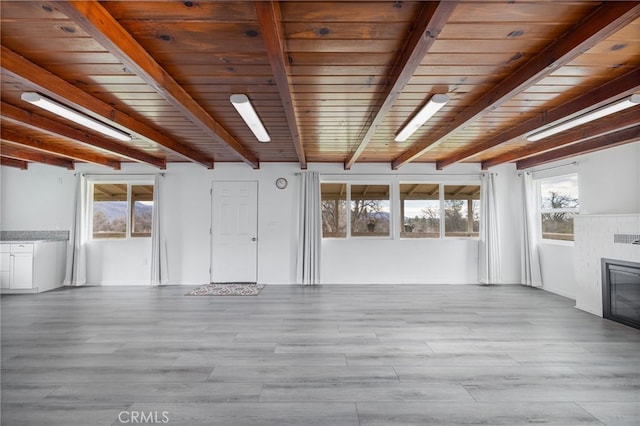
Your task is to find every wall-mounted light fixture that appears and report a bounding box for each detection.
[395,94,449,142]
[21,92,132,142]
[230,94,270,142]
[527,94,640,142]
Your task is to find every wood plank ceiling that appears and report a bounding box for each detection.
[1,1,639,171]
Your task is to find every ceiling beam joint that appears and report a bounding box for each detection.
[344,1,458,170]
[55,1,260,168]
[255,0,307,169]
[392,1,640,170]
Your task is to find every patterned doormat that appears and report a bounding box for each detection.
[185,282,265,296]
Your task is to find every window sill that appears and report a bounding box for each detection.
[539,239,574,247]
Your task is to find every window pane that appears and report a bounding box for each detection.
[539,174,578,241]
[444,185,480,237]
[351,184,390,236]
[400,183,440,238]
[540,175,579,210]
[93,183,127,239]
[131,185,154,237]
[321,183,347,238]
[542,212,575,241]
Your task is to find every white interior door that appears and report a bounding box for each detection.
[210,181,258,283]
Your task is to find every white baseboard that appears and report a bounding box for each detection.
[541,286,576,300]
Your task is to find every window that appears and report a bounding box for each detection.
[350,184,390,236]
[321,183,391,238]
[400,183,440,238]
[131,185,154,237]
[322,181,481,239]
[321,183,347,238]
[538,174,578,241]
[444,185,480,237]
[92,183,154,239]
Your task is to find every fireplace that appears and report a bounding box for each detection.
[601,258,640,329]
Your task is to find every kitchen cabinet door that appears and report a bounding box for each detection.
[0,251,10,289]
[10,252,33,289]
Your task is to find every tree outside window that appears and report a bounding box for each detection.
[539,174,578,241]
[444,185,480,237]
[320,182,480,239]
[92,183,154,239]
[321,183,347,237]
[400,183,440,238]
[350,184,390,236]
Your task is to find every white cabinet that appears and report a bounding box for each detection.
[0,245,10,289]
[9,243,34,289]
[0,243,33,290]
[0,241,66,293]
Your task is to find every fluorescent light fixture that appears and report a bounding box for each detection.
[21,92,132,142]
[527,94,640,142]
[229,94,270,142]
[395,94,449,142]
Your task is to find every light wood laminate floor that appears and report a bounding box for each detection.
[2,284,639,425]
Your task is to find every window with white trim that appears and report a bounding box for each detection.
[321,183,347,238]
[350,184,390,237]
[92,182,154,239]
[322,181,480,239]
[400,183,440,238]
[444,185,480,238]
[321,183,391,238]
[538,174,579,242]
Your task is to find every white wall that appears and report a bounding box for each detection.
[0,165,75,231]
[573,142,640,315]
[538,243,576,299]
[527,143,640,301]
[1,160,523,286]
[0,162,303,286]
[578,142,640,215]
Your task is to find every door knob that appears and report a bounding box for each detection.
[251,237,257,241]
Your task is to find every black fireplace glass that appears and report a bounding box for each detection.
[602,258,640,330]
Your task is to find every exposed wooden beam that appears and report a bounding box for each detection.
[1,128,121,170]
[55,1,259,169]
[482,106,640,170]
[344,1,458,170]
[1,102,166,169]
[0,45,213,169]
[443,68,640,170]
[0,143,75,170]
[516,125,640,170]
[0,157,29,170]
[255,0,306,169]
[392,1,640,169]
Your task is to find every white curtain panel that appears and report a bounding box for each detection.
[521,172,543,287]
[296,171,322,285]
[150,174,168,286]
[65,173,88,286]
[478,172,501,284]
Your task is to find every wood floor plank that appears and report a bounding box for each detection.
[2,284,639,425]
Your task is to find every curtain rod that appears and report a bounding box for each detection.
[75,173,164,177]
[519,161,577,176]
[295,172,481,177]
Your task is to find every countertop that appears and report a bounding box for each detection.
[1,230,69,243]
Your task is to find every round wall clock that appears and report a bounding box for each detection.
[275,177,288,189]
